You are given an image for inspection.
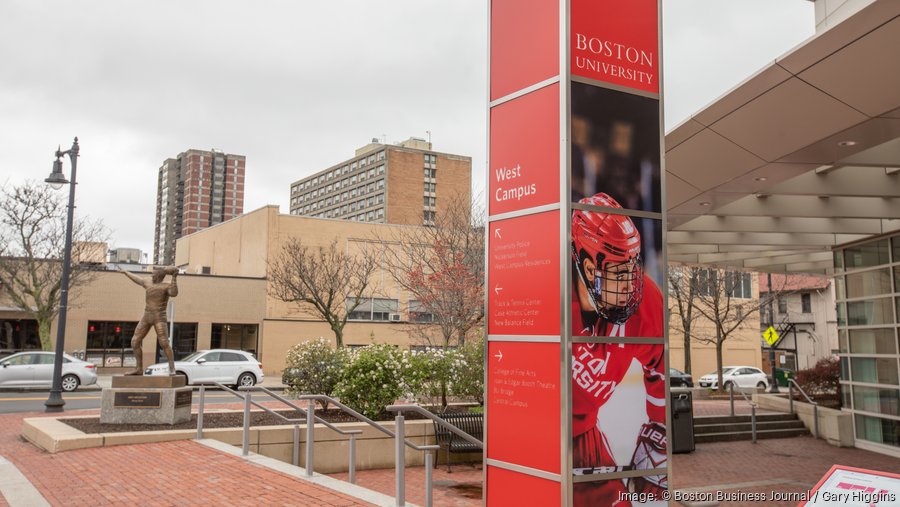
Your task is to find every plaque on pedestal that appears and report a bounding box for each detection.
[100,375,192,425]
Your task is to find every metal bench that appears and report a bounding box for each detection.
[432,412,483,472]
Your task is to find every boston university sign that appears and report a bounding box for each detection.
[485,1,668,505]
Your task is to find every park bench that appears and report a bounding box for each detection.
[432,411,483,472]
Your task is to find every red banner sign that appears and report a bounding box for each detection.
[571,0,659,94]
[487,210,560,336]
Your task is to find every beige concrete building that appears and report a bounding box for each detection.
[668,267,764,378]
[2,206,445,377]
[288,137,471,227]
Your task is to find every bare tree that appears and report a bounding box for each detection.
[0,181,108,350]
[667,264,700,375]
[267,237,378,348]
[380,193,484,347]
[671,266,782,391]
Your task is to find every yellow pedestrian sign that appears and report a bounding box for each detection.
[763,326,780,346]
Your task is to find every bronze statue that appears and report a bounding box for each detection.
[119,267,179,375]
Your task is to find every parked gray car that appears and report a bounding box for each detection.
[0,351,98,391]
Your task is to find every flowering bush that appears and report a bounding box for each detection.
[334,344,412,419]
[451,336,484,405]
[283,338,347,407]
[406,347,455,409]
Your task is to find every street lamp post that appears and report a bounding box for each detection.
[44,137,79,413]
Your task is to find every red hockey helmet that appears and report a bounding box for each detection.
[571,193,643,323]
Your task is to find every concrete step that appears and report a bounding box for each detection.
[695,427,809,443]
[693,413,797,425]
[693,419,806,435]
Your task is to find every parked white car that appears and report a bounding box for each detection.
[698,366,769,390]
[0,351,98,391]
[145,349,264,388]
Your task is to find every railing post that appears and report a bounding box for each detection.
[242,390,251,456]
[789,381,794,414]
[813,404,819,439]
[349,433,357,484]
[306,401,315,477]
[751,404,757,444]
[729,383,735,416]
[293,424,300,467]
[395,413,406,507]
[196,385,205,440]
[425,450,433,507]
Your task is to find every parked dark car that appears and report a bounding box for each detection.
[669,368,693,387]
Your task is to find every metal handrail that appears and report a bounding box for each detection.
[296,396,440,507]
[728,383,758,444]
[387,404,481,507]
[193,384,361,482]
[387,404,483,447]
[788,378,820,439]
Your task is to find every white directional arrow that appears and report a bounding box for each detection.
[494,228,502,239]
[494,285,503,295]
[494,350,503,361]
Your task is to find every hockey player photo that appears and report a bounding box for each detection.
[570,192,666,506]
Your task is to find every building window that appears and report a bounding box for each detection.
[724,271,752,299]
[424,168,436,179]
[777,297,787,314]
[376,165,385,175]
[697,268,717,297]
[424,196,436,207]
[424,210,436,223]
[377,150,385,161]
[211,323,258,355]
[424,182,436,193]
[408,300,434,323]
[801,293,812,313]
[0,319,40,353]
[155,323,197,361]
[348,297,399,321]
[85,321,138,367]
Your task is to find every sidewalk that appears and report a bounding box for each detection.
[2,399,897,506]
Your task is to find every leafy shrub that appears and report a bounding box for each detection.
[405,347,455,409]
[451,336,484,405]
[334,344,412,419]
[283,338,347,407]
[795,357,841,405]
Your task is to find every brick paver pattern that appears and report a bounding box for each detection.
[3,399,899,507]
[1,408,373,507]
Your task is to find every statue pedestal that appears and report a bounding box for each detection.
[100,376,192,425]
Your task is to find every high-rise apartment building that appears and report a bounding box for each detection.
[153,149,246,265]
[288,138,471,226]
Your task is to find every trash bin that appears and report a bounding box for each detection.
[670,388,694,453]
[775,368,794,387]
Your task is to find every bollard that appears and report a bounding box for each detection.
[395,414,406,507]
[242,390,251,456]
[425,451,433,507]
[196,385,205,440]
[349,434,357,484]
[306,401,315,477]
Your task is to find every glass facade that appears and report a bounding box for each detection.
[835,233,900,454]
[211,323,258,355]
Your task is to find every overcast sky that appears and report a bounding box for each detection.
[0,0,814,257]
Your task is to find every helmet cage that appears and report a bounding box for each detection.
[573,245,644,324]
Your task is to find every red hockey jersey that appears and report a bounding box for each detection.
[571,275,665,437]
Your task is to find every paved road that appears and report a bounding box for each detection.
[0,390,283,413]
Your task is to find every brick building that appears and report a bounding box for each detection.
[288,138,471,226]
[154,149,246,265]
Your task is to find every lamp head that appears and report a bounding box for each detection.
[45,159,69,190]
